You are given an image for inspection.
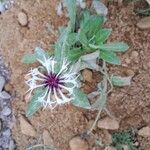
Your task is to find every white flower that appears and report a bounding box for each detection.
[25,56,78,109]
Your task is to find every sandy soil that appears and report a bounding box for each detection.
[0,0,150,150]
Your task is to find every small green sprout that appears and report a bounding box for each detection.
[112,129,137,150]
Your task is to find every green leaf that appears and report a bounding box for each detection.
[68,48,84,61]
[65,0,76,30]
[80,10,91,28]
[95,28,112,44]
[72,88,91,109]
[22,47,53,64]
[79,15,105,48]
[34,47,47,62]
[54,26,71,68]
[22,53,37,64]
[100,50,121,65]
[98,42,129,52]
[68,33,78,46]
[111,75,131,87]
[26,89,44,117]
[78,32,89,48]
[81,15,104,34]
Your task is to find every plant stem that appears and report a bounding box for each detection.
[25,144,54,150]
[87,107,103,135]
[87,61,109,135]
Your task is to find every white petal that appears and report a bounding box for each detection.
[58,89,72,103]
[53,88,63,104]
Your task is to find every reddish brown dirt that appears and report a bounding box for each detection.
[0,0,150,150]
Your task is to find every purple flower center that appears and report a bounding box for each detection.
[44,72,64,91]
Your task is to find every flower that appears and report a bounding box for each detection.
[25,56,78,109]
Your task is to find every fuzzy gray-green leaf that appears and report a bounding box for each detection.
[35,47,47,62]
[99,42,129,52]
[100,50,121,65]
[65,0,76,30]
[26,89,44,117]
[68,48,84,61]
[95,28,112,44]
[72,88,91,109]
[111,76,131,87]
[22,53,37,64]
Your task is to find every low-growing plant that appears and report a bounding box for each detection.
[22,0,130,134]
[112,129,137,150]
[127,0,150,16]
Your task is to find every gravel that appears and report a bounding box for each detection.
[0,55,16,150]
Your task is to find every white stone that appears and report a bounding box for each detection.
[18,12,28,26]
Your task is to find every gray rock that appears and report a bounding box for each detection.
[1,106,11,116]
[0,76,5,92]
[9,139,16,150]
[0,91,11,99]
[0,119,2,130]
[0,56,15,149]
[2,128,11,137]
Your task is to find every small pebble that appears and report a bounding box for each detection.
[125,69,135,77]
[18,12,28,26]
[2,106,11,116]
[138,126,150,137]
[0,75,5,92]
[69,136,89,150]
[19,115,36,137]
[97,117,120,130]
[131,51,139,58]
[125,57,131,64]
[137,17,150,29]
[0,91,11,99]
[2,128,11,137]
[4,83,13,93]
[82,69,93,82]
[0,119,2,130]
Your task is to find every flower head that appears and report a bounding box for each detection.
[25,56,78,109]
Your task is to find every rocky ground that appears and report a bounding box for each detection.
[0,56,16,150]
[0,0,150,150]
